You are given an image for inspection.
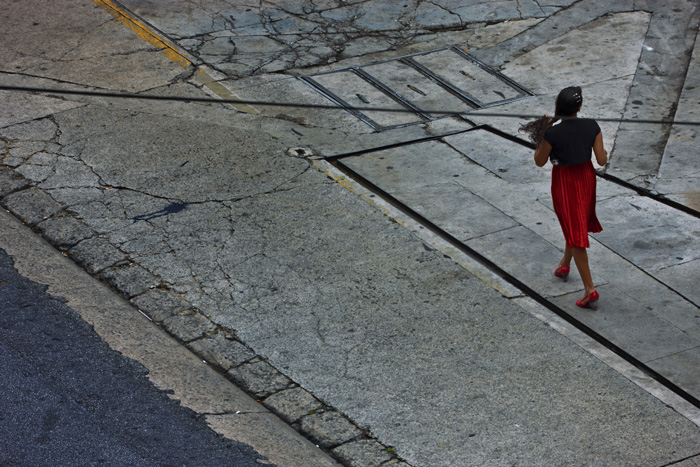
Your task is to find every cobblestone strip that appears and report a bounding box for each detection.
[0,163,410,466]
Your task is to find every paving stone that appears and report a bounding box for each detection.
[595,196,700,272]
[655,259,700,307]
[0,117,58,141]
[69,237,127,275]
[0,167,29,198]
[130,287,193,323]
[37,214,94,249]
[647,346,700,399]
[162,310,218,343]
[99,262,160,299]
[188,332,256,371]
[553,284,699,363]
[2,187,63,225]
[330,439,393,467]
[227,359,294,399]
[465,225,591,296]
[262,387,324,424]
[392,183,519,242]
[297,411,362,450]
[381,461,411,467]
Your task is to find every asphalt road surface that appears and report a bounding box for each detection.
[0,248,271,467]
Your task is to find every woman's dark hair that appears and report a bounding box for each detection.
[520,86,583,144]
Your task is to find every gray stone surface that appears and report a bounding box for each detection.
[1,0,188,92]
[37,215,94,249]
[262,387,325,424]
[330,439,394,467]
[594,196,700,273]
[228,360,295,399]
[3,187,63,225]
[656,259,700,307]
[553,284,698,363]
[162,310,218,343]
[297,411,362,449]
[69,237,127,275]
[0,167,29,198]
[189,331,257,371]
[648,347,700,399]
[99,262,160,299]
[119,0,568,80]
[130,287,193,323]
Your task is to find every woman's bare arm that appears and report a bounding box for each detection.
[593,132,608,166]
[534,139,552,167]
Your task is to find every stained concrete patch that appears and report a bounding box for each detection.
[655,259,700,307]
[595,196,700,272]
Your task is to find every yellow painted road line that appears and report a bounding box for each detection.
[94,0,258,114]
[94,0,192,69]
[191,68,258,114]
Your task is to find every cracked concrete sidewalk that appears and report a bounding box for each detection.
[2,0,700,466]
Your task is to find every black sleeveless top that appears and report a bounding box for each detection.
[544,118,601,166]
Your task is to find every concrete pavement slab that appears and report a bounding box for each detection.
[0,89,83,130]
[2,0,187,92]
[466,78,631,155]
[594,195,700,274]
[444,129,545,184]
[656,259,700,307]
[553,284,698,363]
[653,13,700,210]
[501,11,650,96]
[648,347,700,400]
[0,208,337,467]
[583,240,700,335]
[391,183,519,242]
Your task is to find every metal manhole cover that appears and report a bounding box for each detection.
[300,46,534,131]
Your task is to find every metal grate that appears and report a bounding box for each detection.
[300,46,534,131]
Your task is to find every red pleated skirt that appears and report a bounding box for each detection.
[551,161,602,249]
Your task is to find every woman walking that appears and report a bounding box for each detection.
[522,86,608,309]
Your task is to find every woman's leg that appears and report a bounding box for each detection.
[559,247,573,268]
[571,247,596,295]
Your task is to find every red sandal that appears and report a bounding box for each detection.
[554,265,570,282]
[576,290,599,309]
